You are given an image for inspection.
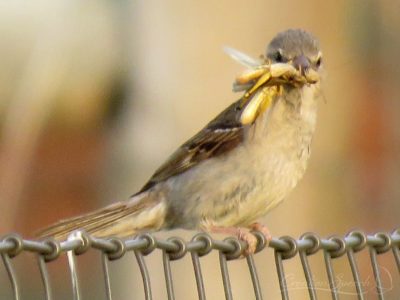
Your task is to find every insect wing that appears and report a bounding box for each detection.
[223,46,263,68]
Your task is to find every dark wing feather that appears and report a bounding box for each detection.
[138,99,246,193]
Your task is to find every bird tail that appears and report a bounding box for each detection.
[36,192,167,241]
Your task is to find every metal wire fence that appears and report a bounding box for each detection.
[0,229,399,300]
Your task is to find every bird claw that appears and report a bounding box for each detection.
[250,222,272,242]
[237,228,258,255]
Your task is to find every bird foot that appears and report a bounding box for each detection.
[206,226,258,256]
[249,222,272,243]
[237,228,258,255]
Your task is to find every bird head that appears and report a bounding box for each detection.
[266,29,322,77]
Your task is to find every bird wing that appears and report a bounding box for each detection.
[137,63,288,194]
[137,99,247,193]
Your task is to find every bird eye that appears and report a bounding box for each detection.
[275,50,283,62]
[316,57,322,68]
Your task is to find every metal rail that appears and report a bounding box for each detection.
[0,229,399,299]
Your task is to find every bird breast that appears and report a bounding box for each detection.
[164,84,319,229]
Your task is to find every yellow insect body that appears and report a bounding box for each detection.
[240,86,279,125]
[235,68,266,85]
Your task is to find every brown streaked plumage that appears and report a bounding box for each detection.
[137,99,246,193]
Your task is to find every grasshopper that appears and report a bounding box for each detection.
[224,46,320,125]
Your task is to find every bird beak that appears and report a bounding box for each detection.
[292,55,310,76]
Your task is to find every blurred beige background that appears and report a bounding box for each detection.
[0,0,399,299]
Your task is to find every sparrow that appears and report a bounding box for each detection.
[38,29,323,252]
